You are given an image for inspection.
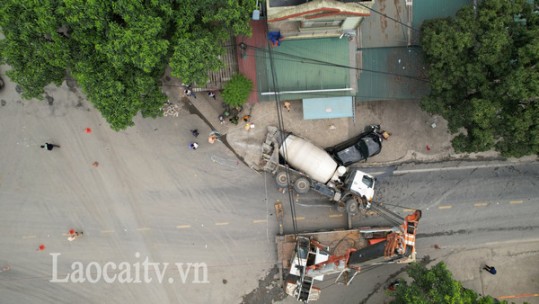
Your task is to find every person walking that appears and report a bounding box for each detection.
[483,265,497,275]
[184,88,197,99]
[67,231,83,242]
[41,143,60,151]
[191,129,199,137]
[208,91,216,99]
[189,142,199,150]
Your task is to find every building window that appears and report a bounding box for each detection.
[301,20,343,28]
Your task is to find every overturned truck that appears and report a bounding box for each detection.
[276,207,422,302]
[261,126,375,214]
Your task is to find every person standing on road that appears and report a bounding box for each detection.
[41,143,60,151]
[189,142,199,150]
[191,129,199,137]
[67,231,83,242]
[483,265,497,275]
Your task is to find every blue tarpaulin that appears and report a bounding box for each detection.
[302,96,353,120]
[267,31,282,46]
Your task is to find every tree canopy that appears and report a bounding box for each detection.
[391,262,507,304]
[420,0,539,157]
[222,74,253,107]
[0,0,255,130]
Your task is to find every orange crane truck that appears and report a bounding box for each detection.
[275,206,422,302]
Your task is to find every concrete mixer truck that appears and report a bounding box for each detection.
[261,126,375,214]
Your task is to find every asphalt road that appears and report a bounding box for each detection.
[0,79,284,304]
[1,74,537,304]
[275,161,539,304]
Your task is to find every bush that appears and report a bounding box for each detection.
[222,74,252,107]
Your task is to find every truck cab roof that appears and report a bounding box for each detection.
[345,170,375,201]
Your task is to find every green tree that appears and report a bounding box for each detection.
[420,0,539,157]
[391,262,506,304]
[0,0,255,130]
[222,74,253,107]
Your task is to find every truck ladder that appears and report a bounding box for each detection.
[297,276,314,302]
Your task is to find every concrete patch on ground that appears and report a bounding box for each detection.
[241,267,287,304]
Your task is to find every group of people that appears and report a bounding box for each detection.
[189,129,221,149]
[189,129,199,150]
[181,86,223,149]
[67,231,83,242]
[184,84,217,101]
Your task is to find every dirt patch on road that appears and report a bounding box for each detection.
[241,267,287,304]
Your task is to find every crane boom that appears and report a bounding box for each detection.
[283,209,422,302]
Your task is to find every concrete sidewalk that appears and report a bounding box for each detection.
[182,91,537,170]
[367,239,539,304]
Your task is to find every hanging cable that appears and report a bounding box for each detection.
[357,2,421,32]
[263,18,299,237]
[241,43,428,83]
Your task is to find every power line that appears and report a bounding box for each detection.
[242,43,428,83]
[263,20,300,237]
[159,82,419,101]
[357,2,420,32]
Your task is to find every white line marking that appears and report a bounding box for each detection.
[329,214,343,218]
[394,163,522,175]
[215,222,229,226]
[252,219,267,224]
[474,202,488,207]
[403,208,415,212]
[510,200,523,204]
[176,225,191,229]
[438,205,452,209]
[295,216,305,221]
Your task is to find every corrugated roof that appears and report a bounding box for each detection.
[356,0,470,101]
[258,38,352,101]
[358,46,429,101]
[412,0,471,30]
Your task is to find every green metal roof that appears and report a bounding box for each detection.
[358,46,430,101]
[257,37,352,101]
[412,0,471,29]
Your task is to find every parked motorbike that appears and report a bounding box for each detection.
[221,104,243,125]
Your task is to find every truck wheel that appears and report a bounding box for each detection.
[346,199,359,215]
[275,171,289,188]
[293,177,310,194]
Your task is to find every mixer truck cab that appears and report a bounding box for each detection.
[345,169,375,202]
